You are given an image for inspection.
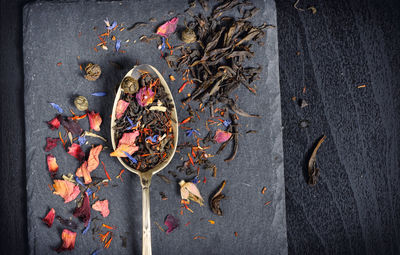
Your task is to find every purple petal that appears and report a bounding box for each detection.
[164,214,179,233]
[223,120,231,127]
[123,151,137,164]
[91,92,107,97]
[106,20,117,30]
[50,103,64,113]
[78,136,86,146]
[82,218,91,234]
[116,40,121,52]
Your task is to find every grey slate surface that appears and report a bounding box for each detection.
[23,0,286,254]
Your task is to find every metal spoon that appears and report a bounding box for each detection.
[110,64,178,255]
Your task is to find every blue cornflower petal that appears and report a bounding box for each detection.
[86,187,93,196]
[75,176,85,186]
[191,176,199,184]
[161,37,166,51]
[91,249,102,255]
[223,120,231,127]
[106,20,117,30]
[145,135,159,143]
[82,218,91,234]
[50,103,63,113]
[116,40,121,52]
[78,136,87,146]
[123,151,137,164]
[91,92,107,97]
[186,129,200,137]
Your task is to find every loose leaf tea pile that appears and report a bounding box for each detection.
[111,72,176,172]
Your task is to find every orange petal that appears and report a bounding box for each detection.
[76,161,92,184]
[88,111,102,131]
[53,180,80,203]
[92,199,110,217]
[118,131,140,147]
[56,229,77,252]
[116,100,129,119]
[47,154,59,173]
[87,144,103,172]
[110,144,139,157]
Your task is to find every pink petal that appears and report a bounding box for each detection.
[214,129,232,143]
[92,200,110,217]
[53,180,80,203]
[164,214,179,233]
[136,87,155,107]
[67,143,85,161]
[42,208,55,227]
[87,144,103,172]
[110,144,139,157]
[56,229,77,252]
[88,111,102,131]
[116,100,129,119]
[118,131,140,147]
[76,161,92,184]
[156,17,179,38]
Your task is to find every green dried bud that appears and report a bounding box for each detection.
[74,96,89,111]
[181,28,197,44]
[121,76,139,94]
[84,63,101,81]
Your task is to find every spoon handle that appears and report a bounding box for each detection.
[142,184,152,255]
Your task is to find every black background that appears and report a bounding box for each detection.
[1,0,400,254]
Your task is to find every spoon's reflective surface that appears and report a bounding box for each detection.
[110,64,178,255]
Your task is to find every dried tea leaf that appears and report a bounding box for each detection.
[210,180,226,216]
[307,135,326,186]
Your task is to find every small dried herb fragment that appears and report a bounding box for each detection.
[307,135,326,186]
[210,180,226,216]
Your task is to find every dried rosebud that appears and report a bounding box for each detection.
[84,63,101,81]
[121,76,139,94]
[181,27,197,43]
[74,96,89,111]
[136,87,155,107]
[179,180,204,206]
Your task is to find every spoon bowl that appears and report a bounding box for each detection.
[110,64,178,255]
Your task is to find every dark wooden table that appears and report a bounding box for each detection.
[1,0,400,254]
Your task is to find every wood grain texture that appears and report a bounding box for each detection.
[276,0,400,254]
[1,0,400,254]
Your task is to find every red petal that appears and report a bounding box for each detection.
[116,100,129,119]
[92,200,110,217]
[47,154,59,174]
[76,161,91,184]
[56,229,77,252]
[164,214,179,233]
[42,208,55,227]
[73,192,91,227]
[47,116,61,130]
[45,137,59,152]
[87,144,103,172]
[53,180,80,203]
[214,129,232,143]
[88,111,102,132]
[118,131,140,147]
[67,143,85,161]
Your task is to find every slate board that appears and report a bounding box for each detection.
[23,0,286,254]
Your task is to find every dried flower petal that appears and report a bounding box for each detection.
[47,154,59,174]
[118,131,139,147]
[116,40,121,52]
[116,100,130,119]
[67,143,85,161]
[88,111,102,132]
[73,192,91,227]
[214,129,232,143]
[92,200,110,217]
[47,116,61,130]
[179,180,204,206]
[87,144,103,172]
[156,17,179,38]
[164,214,179,233]
[42,208,55,227]
[136,87,155,107]
[50,103,64,113]
[76,161,91,184]
[110,144,139,157]
[91,92,107,97]
[57,116,83,135]
[56,229,77,252]
[53,180,80,203]
[45,137,59,152]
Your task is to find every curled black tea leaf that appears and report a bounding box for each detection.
[210,180,226,216]
[307,135,326,186]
